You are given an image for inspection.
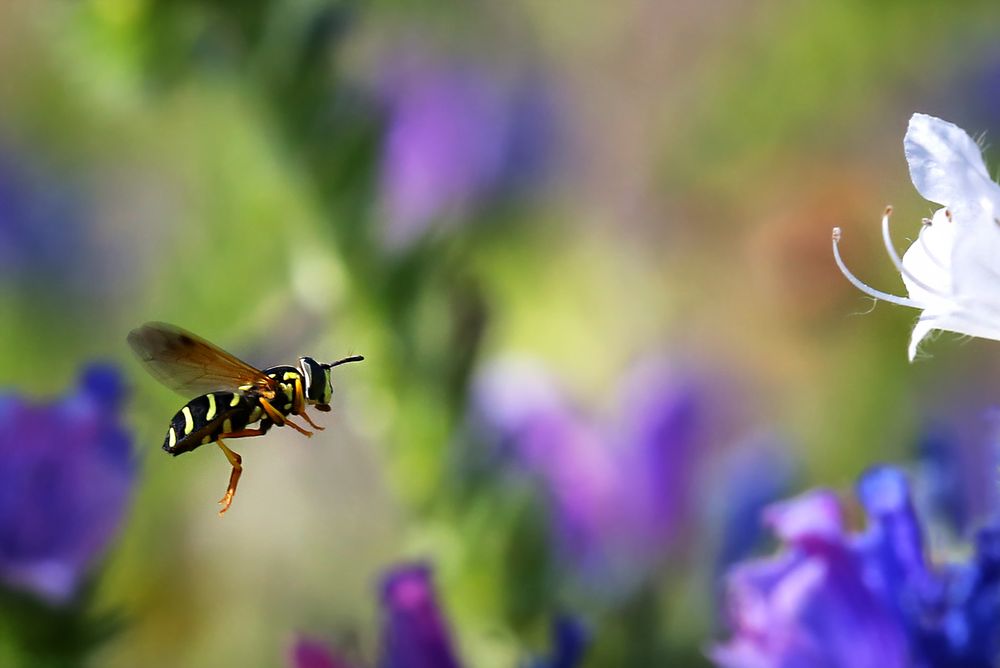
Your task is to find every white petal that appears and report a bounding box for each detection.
[900,209,954,303]
[905,116,1000,325]
[950,207,1000,304]
[908,309,1000,361]
[908,315,938,361]
[904,113,994,208]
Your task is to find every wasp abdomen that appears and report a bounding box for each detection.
[163,391,258,456]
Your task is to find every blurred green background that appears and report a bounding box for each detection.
[2,0,1000,666]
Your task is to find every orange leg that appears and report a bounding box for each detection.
[260,397,313,438]
[215,429,268,516]
[300,411,324,431]
[216,438,243,516]
[293,378,325,431]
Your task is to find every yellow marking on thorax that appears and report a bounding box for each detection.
[182,406,194,435]
[206,393,217,421]
[283,371,299,381]
[168,427,177,448]
[230,394,240,407]
[249,406,262,423]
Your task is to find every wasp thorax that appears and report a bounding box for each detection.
[298,356,332,406]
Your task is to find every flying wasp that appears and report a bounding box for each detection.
[127,322,363,515]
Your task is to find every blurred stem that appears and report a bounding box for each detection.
[0,584,120,668]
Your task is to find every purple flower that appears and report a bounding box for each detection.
[379,563,462,668]
[289,563,588,668]
[376,52,556,250]
[288,563,462,668]
[470,357,713,592]
[712,466,1000,668]
[0,364,134,604]
[288,636,353,668]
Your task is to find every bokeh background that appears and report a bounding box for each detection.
[3,1,1000,666]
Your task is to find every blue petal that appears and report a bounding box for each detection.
[78,363,127,411]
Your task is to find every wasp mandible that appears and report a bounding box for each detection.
[127,322,363,515]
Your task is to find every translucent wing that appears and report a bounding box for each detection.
[127,322,276,398]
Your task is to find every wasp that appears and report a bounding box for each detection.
[127,322,363,515]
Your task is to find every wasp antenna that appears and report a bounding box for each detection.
[325,355,365,368]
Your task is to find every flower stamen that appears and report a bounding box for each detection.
[832,227,922,308]
[915,223,949,274]
[880,206,943,297]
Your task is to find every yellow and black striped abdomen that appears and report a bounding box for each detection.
[163,391,259,456]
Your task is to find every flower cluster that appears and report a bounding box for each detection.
[712,466,1000,667]
[834,113,1000,360]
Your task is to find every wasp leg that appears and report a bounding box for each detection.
[260,397,313,438]
[300,411,324,431]
[293,378,325,431]
[214,429,269,515]
[216,438,243,516]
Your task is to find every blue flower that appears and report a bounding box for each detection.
[525,616,588,668]
[712,466,1000,668]
[376,51,556,250]
[0,363,135,604]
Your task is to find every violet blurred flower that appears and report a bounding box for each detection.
[470,357,711,592]
[288,564,587,668]
[380,563,462,668]
[953,51,1000,149]
[525,616,588,668]
[709,439,796,587]
[915,411,1000,537]
[288,563,463,668]
[0,141,91,291]
[377,53,556,250]
[288,636,353,668]
[0,364,134,604]
[712,466,1000,668]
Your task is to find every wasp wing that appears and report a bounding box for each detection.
[127,322,276,398]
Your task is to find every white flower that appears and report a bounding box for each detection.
[833,113,1000,360]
